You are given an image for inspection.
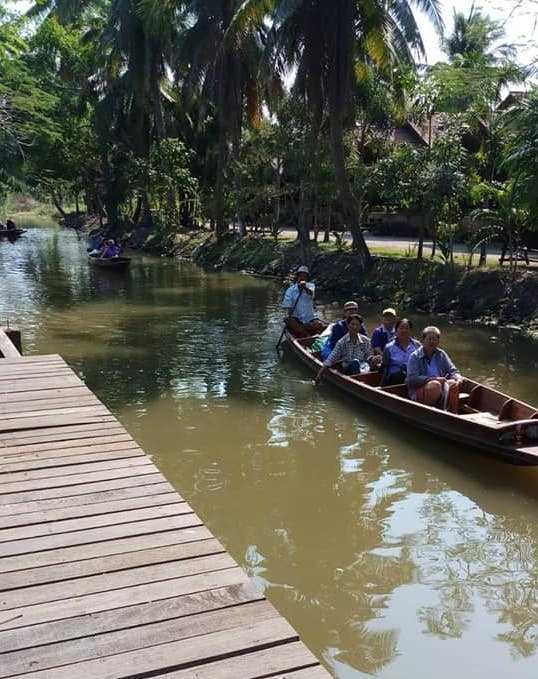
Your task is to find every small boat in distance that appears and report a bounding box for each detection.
[0,229,26,239]
[284,331,538,466]
[89,255,131,271]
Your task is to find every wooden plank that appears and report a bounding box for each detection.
[0,404,107,422]
[0,551,235,610]
[0,447,144,474]
[0,524,212,573]
[0,413,115,434]
[0,534,221,590]
[0,353,62,363]
[0,422,123,444]
[0,581,260,652]
[0,435,134,457]
[0,461,158,496]
[255,668,326,679]
[0,360,66,372]
[0,490,178,529]
[152,644,321,679]
[0,617,298,679]
[0,456,152,484]
[0,370,75,384]
[0,600,280,678]
[0,375,82,394]
[0,474,168,512]
[0,395,99,415]
[0,368,73,382]
[0,566,248,631]
[0,356,67,372]
[0,501,191,542]
[0,386,92,404]
[0,512,201,561]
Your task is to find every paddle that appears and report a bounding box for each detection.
[276,284,304,352]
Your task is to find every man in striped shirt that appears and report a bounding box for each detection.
[316,315,376,383]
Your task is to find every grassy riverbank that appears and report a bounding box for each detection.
[175,232,538,340]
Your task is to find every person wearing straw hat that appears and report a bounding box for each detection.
[282,265,325,337]
[371,307,397,356]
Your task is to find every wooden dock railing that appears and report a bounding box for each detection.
[0,331,330,678]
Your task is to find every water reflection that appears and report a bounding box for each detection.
[1,226,538,678]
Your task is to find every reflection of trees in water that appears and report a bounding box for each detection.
[416,491,538,659]
[226,417,414,676]
[77,267,277,411]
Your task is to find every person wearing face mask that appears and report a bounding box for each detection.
[406,326,462,412]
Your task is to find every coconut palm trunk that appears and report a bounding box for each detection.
[328,107,370,262]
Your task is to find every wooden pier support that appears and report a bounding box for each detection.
[0,327,22,359]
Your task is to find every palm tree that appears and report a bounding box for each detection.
[231,0,444,262]
[505,89,538,219]
[27,0,174,226]
[443,5,514,68]
[140,0,269,237]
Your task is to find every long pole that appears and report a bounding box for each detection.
[276,285,304,352]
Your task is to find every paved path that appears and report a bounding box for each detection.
[278,229,502,258]
[0,340,331,678]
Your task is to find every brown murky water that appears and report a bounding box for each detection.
[2,224,538,678]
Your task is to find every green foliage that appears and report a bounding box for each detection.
[504,88,538,218]
[145,138,200,236]
[0,0,532,268]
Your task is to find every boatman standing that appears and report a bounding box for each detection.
[282,265,325,337]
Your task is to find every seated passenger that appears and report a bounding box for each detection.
[282,265,325,337]
[320,301,367,361]
[101,239,121,258]
[406,326,462,413]
[380,318,420,386]
[316,315,375,383]
[371,307,397,356]
[6,219,16,231]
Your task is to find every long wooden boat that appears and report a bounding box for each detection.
[285,331,538,465]
[0,229,26,239]
[89,255,131,271]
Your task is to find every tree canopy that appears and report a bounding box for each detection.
[0,1,535,266]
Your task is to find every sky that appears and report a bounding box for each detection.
[416,0,538,67]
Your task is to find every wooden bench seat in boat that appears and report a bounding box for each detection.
[380,383,409,398]
[459,411,503,427]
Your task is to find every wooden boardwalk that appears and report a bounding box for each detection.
[0,336,331,678]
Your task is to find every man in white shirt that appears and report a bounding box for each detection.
[282,265,326,337]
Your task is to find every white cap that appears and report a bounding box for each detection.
[297,265,309,274]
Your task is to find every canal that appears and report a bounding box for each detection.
[1,224,538,678]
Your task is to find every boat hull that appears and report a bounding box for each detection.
[0,229,26,239]
[89,256,131,271]
[285,332,538,466]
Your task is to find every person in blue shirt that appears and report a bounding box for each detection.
[320,301,367,360]
[406,326,462,412]
[101,239,121,258]
[380,318,421,386]
[371,308,397,355]
[282,265,325,337]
